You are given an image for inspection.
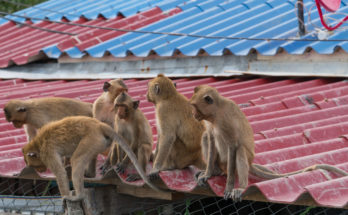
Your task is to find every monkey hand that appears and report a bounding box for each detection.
[224,188,244,202]
[115,163,126,174]
[148,169,160,181]
[196,173,211,187]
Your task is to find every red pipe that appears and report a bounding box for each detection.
[315,0,348,31]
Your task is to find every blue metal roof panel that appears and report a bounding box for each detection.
[84,0,348,58]
[85,6,204,58]
[0,0,184,24]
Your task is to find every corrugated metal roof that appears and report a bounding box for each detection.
[1,0,348,68]
[38,0,348,58]
[0,77,348,208]
[0,0,184,24]
[0,6,181,68]
[82,0,348,58]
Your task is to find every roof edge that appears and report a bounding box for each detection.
[2,53,348,80]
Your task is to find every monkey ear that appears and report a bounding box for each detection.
[103,82,111,92]
[27,152,38,158]
[154,84,160,95]
[117,79,128,90]
[174,83,177,88]
[194,86,200,93]
[16,107,26,112]
[204,95,213,104]
[133,100,140,110]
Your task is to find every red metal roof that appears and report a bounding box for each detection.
[0,7,180,68]
[0,77,348,208]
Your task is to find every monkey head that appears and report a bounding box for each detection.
[190,85,219,122]
[22,143,47,173]
[114,92,140,120]
[3,100,28,128]
[146,74,177,104]
[103,79,128,102]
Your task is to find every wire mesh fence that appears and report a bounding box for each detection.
[131,196,348,215]
[0,177,347,215]
[0,177,63,214]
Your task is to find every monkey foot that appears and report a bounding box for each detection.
[148,170,160,181]
[84,171,96,178]
[224,188,244,202]
[99,163,111,175]
[126,173,141,182]
[63,195,84,202]
[195,171,211,187]
[115,163,126,174]
[197,175,210,187]
[194,171,204,181]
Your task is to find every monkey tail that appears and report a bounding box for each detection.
[251,163,348,180]
[250,164,286,179]
[101,124,168,193]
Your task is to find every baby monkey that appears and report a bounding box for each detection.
[102,92,153,182]
[93,79,128,128]
[190,85,348,202]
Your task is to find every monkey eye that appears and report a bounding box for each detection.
[17,107,26,112]
[27,152,37,158]
[204,95,213,104]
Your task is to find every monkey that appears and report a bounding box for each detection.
[92,79,128,128]
[101,92,153,182]
[190,85,348,202]
[146,74,206,179]
[4,97,94,177]
[22,116,164,204]
[4,97,93,142]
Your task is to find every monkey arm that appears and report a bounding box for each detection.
[203,132,217,177]
[24,125,37,142]
[152,133,176,171]
[197,131,218,186]
[120,140,137,166]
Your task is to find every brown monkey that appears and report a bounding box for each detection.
[92,79,128,128]
[3,97,93,142]
[190,85,348,201]
[101,92,153,182]
[22,116,163,202]
[146,74,205,179]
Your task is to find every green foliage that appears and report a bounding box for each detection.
[0,0,46,14]
[300,206,316,215]
[184,199,191,215]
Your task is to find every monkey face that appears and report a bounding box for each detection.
[191,104,205,121]
[114,92,140,119]
[4,100,27,128]
[104,79,128,101]
[22,147,47,173]
[190,85,217,122]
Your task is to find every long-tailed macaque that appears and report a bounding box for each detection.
[146,74,205,179]
[22,116,163,202]
[190,85,348,201]
[3,97,93,141]
[92,79,128,128]
[101,92,153,182]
